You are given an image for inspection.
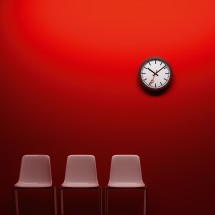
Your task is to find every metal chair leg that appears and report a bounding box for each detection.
[60,189,64,215]
[105,187,109,215]
[53,187,57,215]
[14,189,19,215]
[144,188,147,215]
[99,187,102,215]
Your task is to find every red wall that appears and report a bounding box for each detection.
[1,0,215,215]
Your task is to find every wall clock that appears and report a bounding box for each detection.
[139,57,173,91]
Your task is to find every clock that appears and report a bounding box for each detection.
[139,57,173,91]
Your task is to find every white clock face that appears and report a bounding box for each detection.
[140,58,172,91]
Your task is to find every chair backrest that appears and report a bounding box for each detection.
[64,155,98,184]
[18,155,52,184]
[109,155,143,184]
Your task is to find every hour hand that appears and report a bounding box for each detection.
[146,68,158,76]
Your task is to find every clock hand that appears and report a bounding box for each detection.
[155,65,167,75]
[149,74,156,85]
[146,68,159,76]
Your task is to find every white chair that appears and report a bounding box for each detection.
[105,155,147,215]
[14,155,57,215]
[60,155,102,215]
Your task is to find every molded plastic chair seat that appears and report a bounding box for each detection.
[61,155,99,188]
[15,155,52,187]
[108,155,145,188]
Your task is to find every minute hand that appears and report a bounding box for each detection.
[156,65,167,74]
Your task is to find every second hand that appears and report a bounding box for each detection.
[149,71,158,85]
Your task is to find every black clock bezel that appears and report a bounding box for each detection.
[139,57,173,92]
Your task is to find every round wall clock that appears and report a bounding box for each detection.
[139,57,173,91]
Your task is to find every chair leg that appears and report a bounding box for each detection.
[53,187,57,215]
[60,189,64,215]
[143,188,147,215]
[14,189,19,215]
[99,187,102,215]
[105,187,109,215]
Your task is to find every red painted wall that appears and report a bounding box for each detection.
[1,0,215,214]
